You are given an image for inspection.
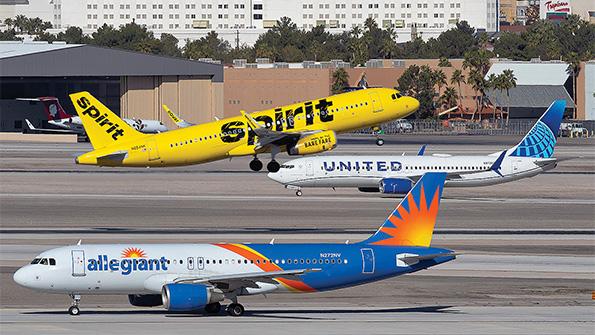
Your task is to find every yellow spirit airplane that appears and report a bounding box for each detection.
[70,88,419,172]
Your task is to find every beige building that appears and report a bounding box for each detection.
[0,42,223,132]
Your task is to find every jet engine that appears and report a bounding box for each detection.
[161,284,224,312]
[128,294,163,307]
[287,130,337,155]
[379,178,413,194]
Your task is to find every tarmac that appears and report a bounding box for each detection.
[0,134,594,334]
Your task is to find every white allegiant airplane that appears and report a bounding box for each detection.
[268,100,566,196]
[14,173,455,316]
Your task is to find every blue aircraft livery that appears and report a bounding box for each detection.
[510,100,566,158]
[87,248,169,275]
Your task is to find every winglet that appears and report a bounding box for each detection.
[163,104,194,128]
[490,150,507,177]
[417,144,427,156]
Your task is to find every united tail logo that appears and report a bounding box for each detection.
[363,173,446,247]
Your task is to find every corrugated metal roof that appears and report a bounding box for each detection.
[0,42,223,81]
[0,41,81,59]
[486,62,570,86]
[486,85,574,108]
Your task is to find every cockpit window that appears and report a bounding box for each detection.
[39,258,48,265]
[391,93,402,100]
[31,258,55,265]
[49,258,56,266]
[30,258,41,264]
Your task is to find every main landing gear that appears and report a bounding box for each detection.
[68,294,81,316]
[226,303,245,316]
[249,145,281,173]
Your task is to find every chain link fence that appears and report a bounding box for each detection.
[353,119,594,136]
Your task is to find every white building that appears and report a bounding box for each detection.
[1,0,499,46]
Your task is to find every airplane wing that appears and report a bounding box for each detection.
[163,104,194,128]
[173,268,320,291]
[23,119,80,134]
[241,111,320,150]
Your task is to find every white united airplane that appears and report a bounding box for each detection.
[268,100,566,196]
[14,173,455,316]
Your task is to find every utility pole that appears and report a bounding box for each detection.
[236,29,240,49]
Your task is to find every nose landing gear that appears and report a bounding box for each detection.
[373,127,385,146]
[68,294,81,316]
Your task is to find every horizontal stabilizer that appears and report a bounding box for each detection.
[398,252,457,266]
[417,144,427,156]
[489,150,507,176]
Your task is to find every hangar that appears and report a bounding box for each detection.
[0,41,223,132]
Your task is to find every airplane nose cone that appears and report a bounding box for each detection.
[407,97,420,113]
[267,171,282,183]
[13,267,29,287]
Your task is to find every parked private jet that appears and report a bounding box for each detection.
[14,173,454,316]
[268,100,566,196]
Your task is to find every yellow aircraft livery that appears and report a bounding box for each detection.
[70,88,419,172]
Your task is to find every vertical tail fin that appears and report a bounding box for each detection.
[509,100,566,158]
[362,173,446,247]
[69,92,145,149]
[38,97,71,120]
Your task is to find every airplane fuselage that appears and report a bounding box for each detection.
[14,243,453,295]
[75,88,419,167]
[268,154,557,190]
[49,116,168,134]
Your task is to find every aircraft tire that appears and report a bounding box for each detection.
[227,303,244,317]
[296,190,303,197]
[204,302,222,314]
[249,159,263,171]
[68,306,80,316]
[267,160,280,173]
[376,138,384,146]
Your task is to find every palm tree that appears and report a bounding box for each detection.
[467,69,488,121]
[440,86,458,118]
[438,57,452,67]
[501,69,517,124]
[331,68,350,94]
[564,52,581,119]
[450,69,465,110]
[433,69,447,96]
[486,73,501,120]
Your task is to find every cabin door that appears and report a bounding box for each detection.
[71,250,86,277]
[360,248,375,274]
[306,162,314,176]
[369,92,384,113]
[147,139,160,161]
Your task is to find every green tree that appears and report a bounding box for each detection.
[440,86,459,116]
[438,57,452,67]
[500,69,517,123]
[486,73,504,120]
[56,26,91,44]
[450,69,465,109]
[331,68,350,94]
[463,49,492,119]
[183,31,231,60]
[159,33,182,57]
[397,64,438,119]
[0,29,21,41]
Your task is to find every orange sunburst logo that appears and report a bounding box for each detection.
[121,247,147,258]
[372,184,441,247]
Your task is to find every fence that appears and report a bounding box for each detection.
[353,119,594,136]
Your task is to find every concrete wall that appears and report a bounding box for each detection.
[120,75,224,128]
[579,62,594,120]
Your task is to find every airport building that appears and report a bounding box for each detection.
[0,41,223,132]
[1,0,500,45]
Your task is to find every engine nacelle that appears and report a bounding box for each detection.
[287,130,337,156]
[379,178,413,194]
[128,294,163,307]
[161,284,224,312]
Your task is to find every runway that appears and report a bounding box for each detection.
[0,135,594,334]
[1,306,593,335]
